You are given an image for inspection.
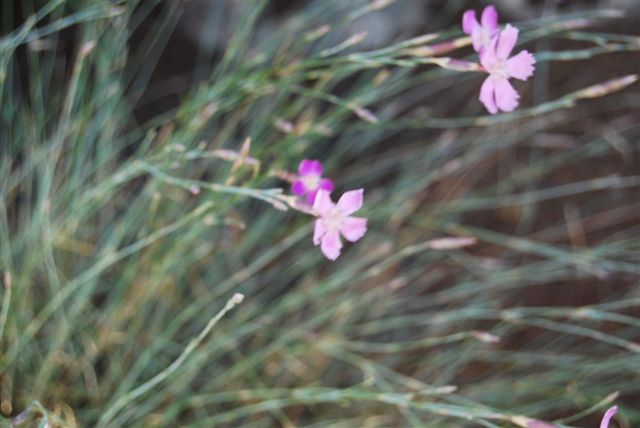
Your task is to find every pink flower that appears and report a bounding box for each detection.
[462,5,500,52]
[313,189,367,260]
[292,159,334,205]
[600,406,618,428]
[478,24,535,114]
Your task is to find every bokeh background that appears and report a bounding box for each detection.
[1,0,639,427]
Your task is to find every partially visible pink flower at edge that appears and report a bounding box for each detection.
[313,189,367,261]
[292,159,334,205]
[479,24,536,114]
[462,5,499,52]
[600,406,618,428]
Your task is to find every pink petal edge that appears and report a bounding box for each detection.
[337,189,364,215]
[494,77,520,112]
[479,35,499,69]
[313,218,327,246]
[479,76,498,114]
[505,50,536,80]
[292,180,307,196]
[600,406,618,428]
[496,24,519,60]
[462,10,479,35]
[306,189,319,205]
[320,229,342,260]
[299,159,323,176]
[319,178,334,191]
[481,5,498,31]
[340,217,367,243]
[313,189,334,216]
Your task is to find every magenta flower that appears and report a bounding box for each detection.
[292,159,334,205]
[478,24,535,114]
[462,5,499,52]
[600,406,618,428]
[312,189,367,260]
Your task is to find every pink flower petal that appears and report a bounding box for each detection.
[462,10,479,35]
[340,217,367,242]
[313,218,327,245]
[600,406,618,428]
[313,189,334,216]
[337,189,364,215]
[494,77,520,112]
[479,36,499,69]
[496,24,519,60]
[481,5,498,31]
[470,27,485,52]
[479,76,498,114]
[505,50,536,80]
[319,178,334,192]
[466,6,499,52]
[299,159,323,176]
[320,229,342,260]
[292,180,306,196]
[306,189,319,205]
[475,19,532,113]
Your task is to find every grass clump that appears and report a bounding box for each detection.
[1,1,639,426]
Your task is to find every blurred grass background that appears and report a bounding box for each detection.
[1,0,639,426]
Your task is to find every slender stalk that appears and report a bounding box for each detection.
[96,293,245,428]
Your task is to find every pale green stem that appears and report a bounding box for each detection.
[96,293,245,428]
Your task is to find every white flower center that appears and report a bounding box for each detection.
[487,59,508,79]
[302,174,320,190]
[324,207,345,232]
